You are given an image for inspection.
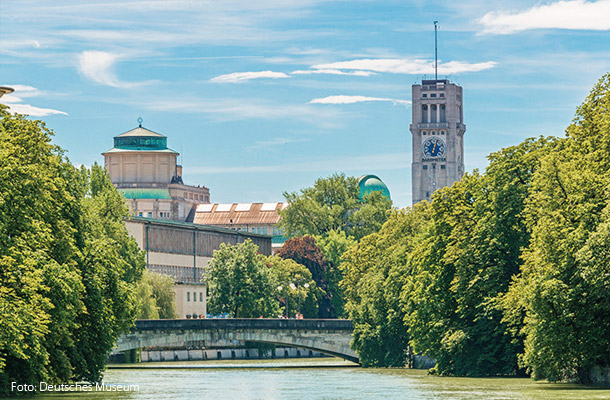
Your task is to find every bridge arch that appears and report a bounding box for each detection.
[116,319,358,363]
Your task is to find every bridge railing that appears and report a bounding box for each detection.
[131,318,354,332]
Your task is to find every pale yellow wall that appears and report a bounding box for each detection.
[104,152,177,184]
[175,284,207,318]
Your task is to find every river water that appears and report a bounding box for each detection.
[26,358,610,400]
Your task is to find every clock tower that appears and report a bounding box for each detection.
[410,79,465,204]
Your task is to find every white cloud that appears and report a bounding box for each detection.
[292,69,377,77]
[310,95,410,106]
[312,58,497,75]
[2,103,68,117]
[77,50,135,88]
[0,85,67,116]
[479,0,610,34]
[210,71,290,83]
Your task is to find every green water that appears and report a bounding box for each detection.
[23,358,610,399]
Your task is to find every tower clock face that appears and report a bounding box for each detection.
[422,137,446,158]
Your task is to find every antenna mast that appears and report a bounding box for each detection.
[434,21,439,81]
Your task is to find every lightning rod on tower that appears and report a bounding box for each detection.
[434,21,439,81]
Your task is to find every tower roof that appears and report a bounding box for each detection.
[115,126,166,138]
[357,175,391,201]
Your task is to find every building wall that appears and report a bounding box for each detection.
[105,152,177,184]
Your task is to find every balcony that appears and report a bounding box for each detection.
[417,122,449,129]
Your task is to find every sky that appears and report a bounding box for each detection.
[1,0,609,208]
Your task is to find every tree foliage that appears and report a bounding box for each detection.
[136,269,177,320]
[0,109,144,394]
[275,236,336,318]
[205,240,279,318]
[504,73,610,382]
[279,173,392,241]
[266,256,319,318]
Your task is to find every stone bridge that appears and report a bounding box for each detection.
[116,319,358,363]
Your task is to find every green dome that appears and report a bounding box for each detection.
[358,175,391,201]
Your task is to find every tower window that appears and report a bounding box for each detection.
[431,93,437,98]
[431,105,438,123]
[440,93,445,98]
[440,105,446,123]
[432,164,436,169]
[422,105,428,123]
[422,94,427,98]
[431,131,436,136]
[441,165,446,170]
[422,131,427,136]
[423,165,428,170]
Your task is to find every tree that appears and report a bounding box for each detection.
[504,73,610,382]
[279,173,392,240]
[0,109,144,393]
[266,256,319,318]
[275,236,336,318]
[314,230,356,317]
[136,269,177,320]
[205,240,279,318]
[341,205,430,367]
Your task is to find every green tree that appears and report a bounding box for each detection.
[504,73,610,382]
[279,173,392,240]
[205,240,279,318]
[275,236,335,318]
[314,230,356,317]
[266,256,319,318]
[341,205,430,367]
[0,109,144,393]
[136,269,177,319]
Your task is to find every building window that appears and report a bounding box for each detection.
[431,105,437,123]
[200,292,203,302]
[431,93,437,98]
[440,130,445,135]
[422,94,427,98]
[426,192,430,198]
[431,131,436,136]
[423,165,428,170]
[138,212,143,216]
[147,212,153,217]
[440,93,444,98]
[422,131,427,136]
[263,227,268,235]
[193,292,197,302]
[432,164,436,169]
[440,105,446,122]
[187,292,190,302]
[422,105,428,123]
[441,165,446,170]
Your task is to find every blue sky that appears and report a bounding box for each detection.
[2,0,609,207]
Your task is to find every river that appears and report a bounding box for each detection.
[24,358,610,399]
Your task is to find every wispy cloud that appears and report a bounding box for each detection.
[210,71,290,83]
[292,69,376,77]
[77,50,147,88]
[310,95,410,106]
[0,85,67,116]
[248,137,308,150]
[479,0,610,34]
[311,58,497,75]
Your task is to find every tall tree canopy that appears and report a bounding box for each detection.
[0,109,144,394]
